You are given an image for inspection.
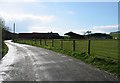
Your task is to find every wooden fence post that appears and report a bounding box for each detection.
[29,39,30,44]
[45,39,46,45]
[40,39,42,45]
[61,39,63,49]
[30,39,33,45]
[32,39,33,45]
[52,39,54,47]
[21,39,22,43]
[88,39,91,55]
[35,39,37,45]
[31,39,32,44]
[73,40,75,51]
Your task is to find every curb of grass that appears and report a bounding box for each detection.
[2,42,8,58]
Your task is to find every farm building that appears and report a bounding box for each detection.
[64,31,85,39]
[64,32,112,39]
[18,32,63,39]
[87,33,112,39]
[110,31,120,34]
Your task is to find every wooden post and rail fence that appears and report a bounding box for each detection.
[15,39,91,55]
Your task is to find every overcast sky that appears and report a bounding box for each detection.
[0,0,118,35]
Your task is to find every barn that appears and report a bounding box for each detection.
[18,32,63,39]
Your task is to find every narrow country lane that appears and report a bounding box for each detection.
[0,40,118,81]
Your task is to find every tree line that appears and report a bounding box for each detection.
[0,18,13,41]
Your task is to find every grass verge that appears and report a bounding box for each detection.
[2,42,8,57]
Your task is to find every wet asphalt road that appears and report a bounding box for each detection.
[0,40,118,81]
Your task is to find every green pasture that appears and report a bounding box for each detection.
[21,39,118,61]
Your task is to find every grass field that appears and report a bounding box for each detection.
[15,39,119,76]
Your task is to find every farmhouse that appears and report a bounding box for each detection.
[18,32,63,39]
[64,31,85,39]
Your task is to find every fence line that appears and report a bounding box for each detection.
[16,39,91,55]
[14,39,118,61]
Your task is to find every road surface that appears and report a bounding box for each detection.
[0,40,118,81]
